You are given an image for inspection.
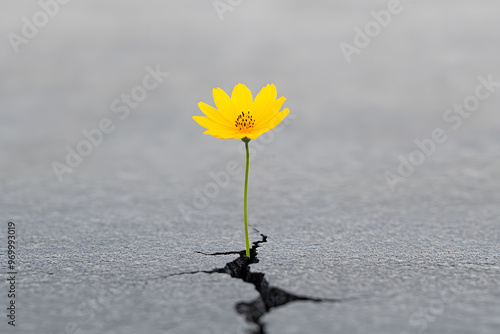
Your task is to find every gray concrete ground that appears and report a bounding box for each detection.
[1,1,500,333]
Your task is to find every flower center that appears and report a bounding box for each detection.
[235,111,255,130]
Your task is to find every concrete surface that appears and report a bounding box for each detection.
[1,1,500,333]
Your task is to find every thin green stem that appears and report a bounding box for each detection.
[243,139,251,258]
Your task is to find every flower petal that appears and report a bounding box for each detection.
[255,96,286,127]
[192,115,235,132]
[213,87,238,119]
[203,128,246,139]
[198,102,234,127]
[248,108,290,139]
[251,84,277,119]
[231,83,253,113]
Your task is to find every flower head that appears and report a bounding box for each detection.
[193,83,290,139]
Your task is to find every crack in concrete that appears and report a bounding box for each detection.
[170,233,340,334]
[195,250,242,256]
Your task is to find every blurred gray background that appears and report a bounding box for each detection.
[1,1,499,333]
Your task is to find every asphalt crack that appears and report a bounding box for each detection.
[170,233,340,334]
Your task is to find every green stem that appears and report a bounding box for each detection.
[243,138,251,258]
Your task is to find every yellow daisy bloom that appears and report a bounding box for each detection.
[193,83,290,258]
[193,83,290,139]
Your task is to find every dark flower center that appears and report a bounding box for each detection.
[235,111,255,130]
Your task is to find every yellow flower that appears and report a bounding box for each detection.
[193,83,290,139]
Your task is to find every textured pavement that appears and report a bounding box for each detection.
[1,1,500,333]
